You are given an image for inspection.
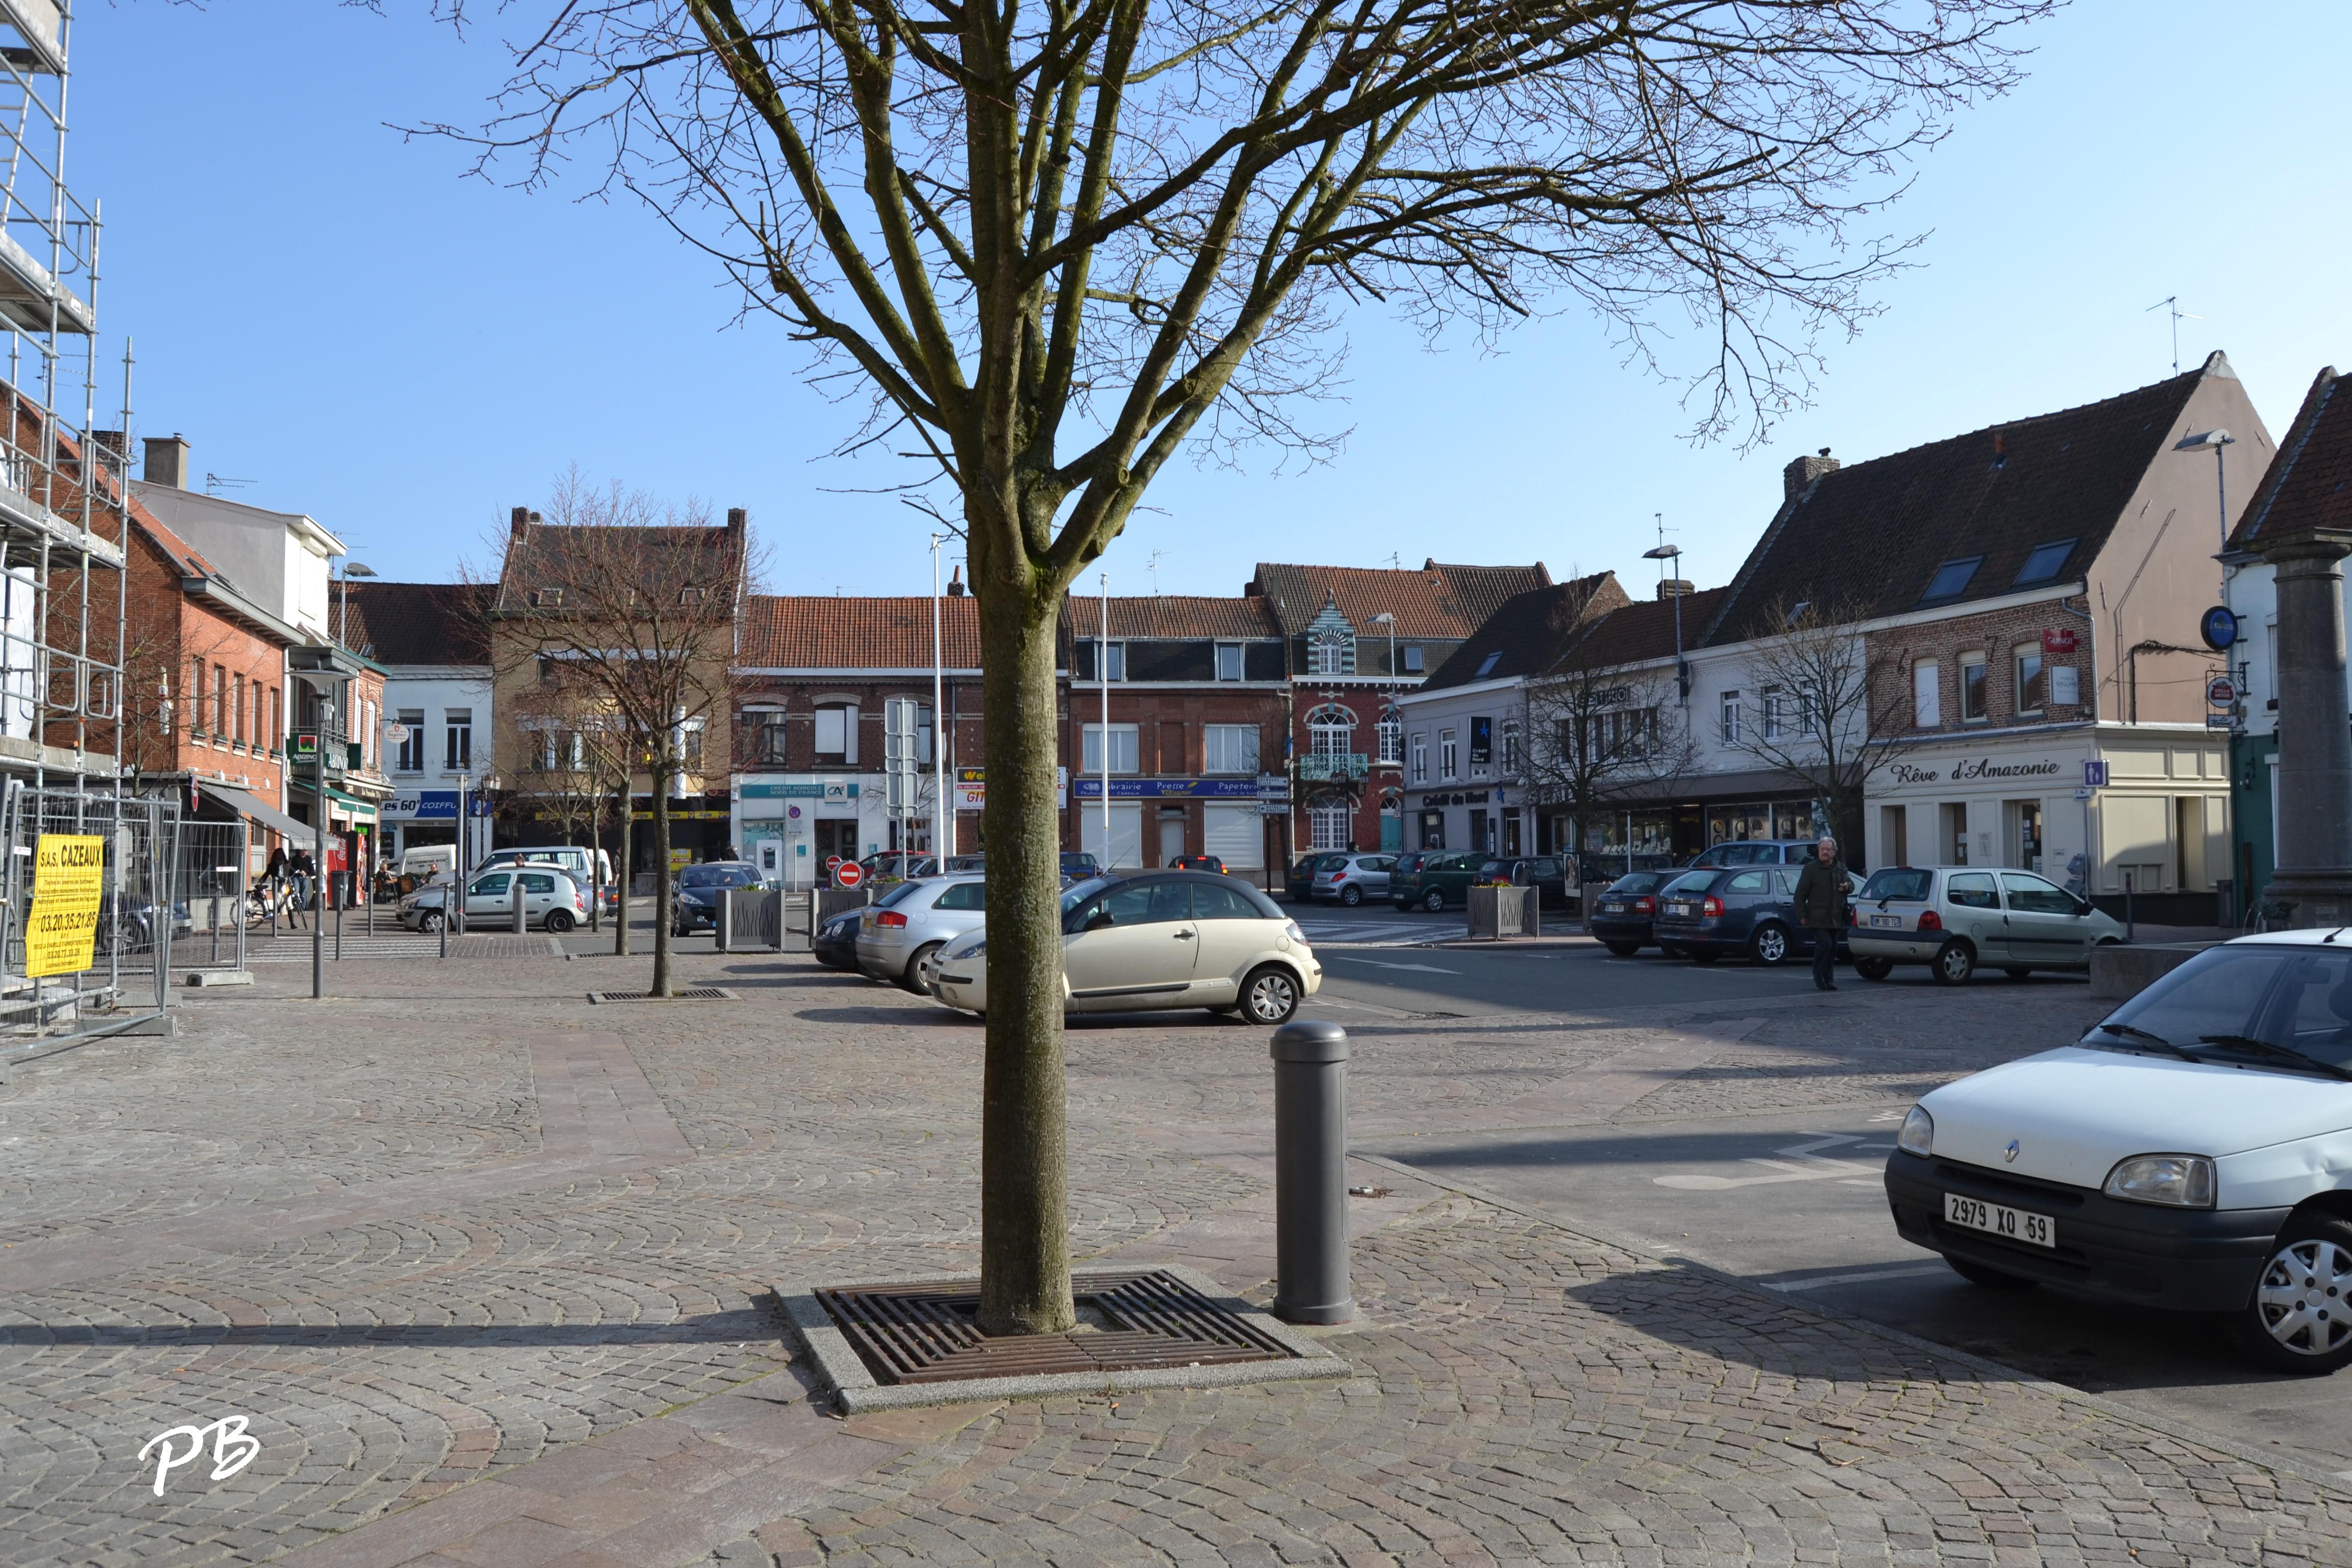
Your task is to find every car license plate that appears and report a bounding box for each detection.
[1870,914,1902,928]
[1944,1191,2054,1248]
[1601,901,1625,913]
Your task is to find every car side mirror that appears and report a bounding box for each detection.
[1085,910,1114,932]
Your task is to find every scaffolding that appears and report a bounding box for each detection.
[0,1,158,1054]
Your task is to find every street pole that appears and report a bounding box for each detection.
[932,534,947,867]
[455,771,469,935]
[312,699,329,1000]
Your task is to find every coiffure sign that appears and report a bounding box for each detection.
[1884,755,2068,790]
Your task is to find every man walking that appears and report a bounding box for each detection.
[1793,835,1849,991]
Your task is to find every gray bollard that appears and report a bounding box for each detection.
[1270,1018,1353,1325]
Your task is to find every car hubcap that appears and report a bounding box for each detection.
[2258,1239,2352,1356]
[1250,974,1295,1020]
[1942,949,1967,980]
[1759,931,1785,962]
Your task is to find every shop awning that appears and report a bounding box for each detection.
[326,788,379,826]
[200,781,312,843]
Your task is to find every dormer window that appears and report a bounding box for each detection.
[530,586,564,608]
[1305,597,1356,676]
[2012,538,2077,587]
[680,585,706,605]
[1475,650,1503,678]
[1402,645,1424,674]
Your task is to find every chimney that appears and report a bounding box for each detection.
[510,505,531,534]
[726,506,747,532]
[1782,446,1838,501]
[1656,579,1695,601]
[946,566,967,597]
[143,433,192,489]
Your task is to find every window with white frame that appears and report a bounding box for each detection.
[1411,733,1427,782]
[445,708,472,770]
[1762,685,1784,740]
[1438,728,1458,778]
[1719,690,1741,744]
[1203,723,1260,774]
[396,709,425,772]
[2014,643,2045,716]
[1082,723,1140,773]
[1913,659,1941,728]
[1308,626,1354,676]
[1310,804,1351,850]
[1961,652,1988,722]
[1376,718,1401,765]
[1215,643,1244,681]
[1307,704,1354,759]
[1501,718,1522,772]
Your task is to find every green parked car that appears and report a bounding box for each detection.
[1389,850,1485,912]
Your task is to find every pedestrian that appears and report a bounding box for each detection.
[290,847,315,913]
[264,842,287,890]
[1792,835,1849,991]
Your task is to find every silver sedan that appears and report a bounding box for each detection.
[853,874,989,992]
[1311,853,1397,906]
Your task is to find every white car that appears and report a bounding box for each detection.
[398,866,590,933]
[855,873,989,992]
[929,871,1320,1024]
[1885,930,2352,1371]
[1849,864,2126,984]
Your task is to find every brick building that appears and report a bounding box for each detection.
[1060,594,1287,880]
[1249,560,1552,853]
[730,590,981,882]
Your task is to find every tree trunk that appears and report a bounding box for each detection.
[589,805,603,932]
[651,756,673,996]
[614,779,632,957]
[974,589,1075,1336]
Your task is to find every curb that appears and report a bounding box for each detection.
[775,1262,1351,1414]
[1349,1150,2352,1497]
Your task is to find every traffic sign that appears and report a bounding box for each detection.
[824,853,844,872]
[833,860,864,889]
[2207,676,2237,707]
[2200,605,2239,651]
[2082,760,2108,789]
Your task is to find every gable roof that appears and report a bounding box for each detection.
[1558,586,1730,670]
[1419,572,1631,691]
[1060,595,1280,640]
[343,581,494,665]
[494,512,746,615]
[739,595,983,670]
[1704,358,2224,646]
[2230,366,2352,548]
[1248,559,1552,640]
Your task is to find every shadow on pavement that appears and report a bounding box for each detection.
[0,1305,783,1349]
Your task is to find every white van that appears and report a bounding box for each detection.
[398,844,457,883]
[477,844,615,892]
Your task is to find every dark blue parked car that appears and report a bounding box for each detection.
[1586,870,1676,957]
[1651,864,1861,966]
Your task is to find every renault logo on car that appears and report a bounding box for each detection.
[2003,1139,2020,1163]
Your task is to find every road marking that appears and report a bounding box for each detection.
[1757,1263,1950,1293]
[1323,955,1460,974]
[1653,1133,1881,1190]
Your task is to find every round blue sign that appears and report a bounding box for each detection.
[2200,604,2238,652]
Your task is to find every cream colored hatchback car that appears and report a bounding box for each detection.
[928,871,1320,1024]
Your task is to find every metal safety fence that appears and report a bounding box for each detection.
[172,817,250,974]
[0,782,177,1050]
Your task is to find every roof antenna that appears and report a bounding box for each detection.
[1385,552,1401,570]
[2145,296,2201,376]
[203,472,254,496]
[1147,549,1166,597]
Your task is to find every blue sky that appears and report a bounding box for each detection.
[68,2,2352,602]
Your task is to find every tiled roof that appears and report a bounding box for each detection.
[1560,587,1730,668]
[495,517,745,612]
[1059,595,1280,640]
[739,595,983,669]
[1703,359,2221,646]
[2231,366,2352,548]
[1418,572,1631,690]
[343,581,494,665]
[1248,559,1552,639]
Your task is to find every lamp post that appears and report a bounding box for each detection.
[1643,542,1686,702]
[2173,429,2236,599]
[931,534,948,867]
[1099,571,1111,864]
[1370,612,1395,850]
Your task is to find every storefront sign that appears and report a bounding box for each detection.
[26,834,103,977]
[2207,676,2237,707]
[381,791,495,821]
[738,781,860,800]
[630,809,730,821]
[1071,778,1264,798]
[2041,628,2077,653]
[2200,605,2239,651]
[953,784,985,811]
[1886,756,2067,788]
[1414,790,1491,807]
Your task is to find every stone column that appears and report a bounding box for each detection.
[2262,530,2352,926]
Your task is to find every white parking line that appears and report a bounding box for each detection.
[1322,955,1461,974]
[1652,1133,1898,1190]
[1757,1263,1949,1293]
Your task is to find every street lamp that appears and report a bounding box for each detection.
[1643,543,1687,701]
[339,561,375,650]
[2173,429,2237,595]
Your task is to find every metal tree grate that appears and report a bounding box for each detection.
[585,987,738,1003]
[818,1269,1298,1385]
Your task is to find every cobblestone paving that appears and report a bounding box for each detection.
[0,949,2341,1567]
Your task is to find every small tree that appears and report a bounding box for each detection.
[502,685,632,932]
[1725,597,1922,862]
[1523,657,1695,876]
[425,0,2050,1333]
[485,477,748,995]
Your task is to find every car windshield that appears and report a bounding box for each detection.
[680,866,753,888]
[2086,943,2352,1076]
[874,879,927,909]
[1605,872,1668,894]
[1860,868,1934,901]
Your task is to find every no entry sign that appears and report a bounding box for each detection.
[833,860,865,889]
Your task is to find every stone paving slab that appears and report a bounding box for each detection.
[6,949,2335,1567]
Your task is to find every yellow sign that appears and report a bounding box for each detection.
[27,833,104,977]
[669,848,693,872]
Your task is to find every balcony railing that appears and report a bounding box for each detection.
[1297,752,1368,781]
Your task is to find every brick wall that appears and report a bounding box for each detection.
[1870,596,2101,737]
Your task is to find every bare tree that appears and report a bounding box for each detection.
[1523,658,1694,873]
[422,0,2049,1333]
[485,477,749,995]
[502,683,633,933]
[1725,597,1922,861]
